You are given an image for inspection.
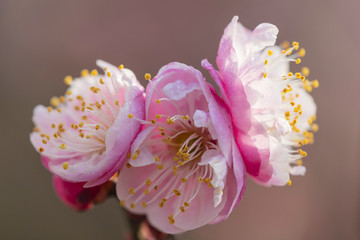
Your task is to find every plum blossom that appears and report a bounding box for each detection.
[116,62,246,233]
[30,60,145,187]
[202,16,318,186]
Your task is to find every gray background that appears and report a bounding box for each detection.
[1,0,359,239]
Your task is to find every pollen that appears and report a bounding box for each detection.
[144,73,152,80]
[59,143,66,149]
[129,188,135,194]
[128,114,134,118]
[42,139,47,144]
[107,72,111,77]
[181,178,187,183]
[47,107,53,112]
[268,50,273,56]
[64,75,73,85]
[298,48,306,57]
[81,69,89,77]
[38,147,44,153]
[62,162,69,170]
[154,156,160,162]
[180,206,185,213]
[144,189,149,195]
[285,111,291,118]
[142,202,147,207]
[145,179,152,186]
[155,99,161,104]
[287,180,292,186]
[312,80,319,88]
[120,200,125,206]
[198,177,204,183]
[184,202,190,207]
[99,78,104,84]
[168,215,175,224]
[311,123,319,132]
[265,59,269,65]
[155,114,162,119]
[296,58,301,64]
[50,97,60,107]
[157,163,164,170]
[90,69,98,76]
[130,203,136,209]
[263,72,268,78]
[173,189,181,196]
[118,64,124,70]
[95,124,100,130]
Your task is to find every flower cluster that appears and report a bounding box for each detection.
[30,17,318,233]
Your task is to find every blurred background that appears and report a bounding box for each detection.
[1,0,359,239]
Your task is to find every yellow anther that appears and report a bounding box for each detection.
[142,202,147,208]
[303,139,309,145]
[128,114,134,118]
[198,177,204,183]
[184,202,190,207]
[290,101,295,106]
[59,143,66,149]
[155,114,162,119]
[263,72,268,78]
[312,80,319,88]
[173,189,181,196]
[91,69,98,76]
[86,106,94,111]
[268,49,273,56]
[282,41,290,49]
[168,215,175,224]
[99,78,104,84]
[118,64,124,70]
[62,162,69,170]
[50,96,60,107]
[130,203,136,209]
[132,153,138,160]
[150,119,156,124]
[145,179,152,186]
[95,124,100,130]
[33,127,40,132]
[204,178,211,184]
[172,166,178,175]
[311,123,319,132]
[155,99,161,104]
[114,100,119,106]
[47,107,53,112]
[297,159,303,165]
[56,108,62,113]
[38,147,44,153]
[64,75,73,85]
[281,49,287,55]
[287,180,292,186]
[182,115,189,120]
[144,73,152,80]
[129,188,135,194]
[288,72,293,77]
[120,200,125,206]
[298,140,303,146]
[295,72,302,79]
[298,48,306,57]
[107,72,111,77]
[154,185,158,190]
[126,163,132,168]
[144,189,149,195]
[181,178,187,183]
[265,59,269,65]
[79,122,84,127]
[159,202,165,208]
[59,96,66,103]
[292,41,299,47]
[42,139,47,144]
[177,161,184,166]
[51,124,56,128]
[86,135,91,139]
[157,163,164,170]
[154,156,160,162]
[285,111,291,118]
[81,69,89,77]
[166,118,174,124]
[305,85,313,92]
[296,58,301,64]
[180,206,185,213]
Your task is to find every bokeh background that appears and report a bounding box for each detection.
[1,0,359,239]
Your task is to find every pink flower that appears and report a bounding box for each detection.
[202,16,318,186]
[116,63,246,233]
[30,60,145,187]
